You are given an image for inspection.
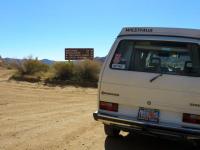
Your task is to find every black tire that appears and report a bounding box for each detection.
[104,124,120,137]
[192,140,200,149]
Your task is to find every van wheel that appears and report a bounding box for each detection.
[186,140,200,149]
[104,124,120,137]
[192,140,200,149]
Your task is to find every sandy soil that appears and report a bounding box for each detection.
[0,68,196,150]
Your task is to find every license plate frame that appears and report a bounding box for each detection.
[137,107,160,123]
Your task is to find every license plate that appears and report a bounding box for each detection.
[137,107,160,123]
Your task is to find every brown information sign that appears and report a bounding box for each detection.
[65,48,94,60]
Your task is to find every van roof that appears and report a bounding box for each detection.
[119,27,200,39]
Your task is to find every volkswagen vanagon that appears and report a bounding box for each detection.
[93,27,200,141]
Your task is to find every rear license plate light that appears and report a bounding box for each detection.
[99,101,118,112]
[183,113,200,124]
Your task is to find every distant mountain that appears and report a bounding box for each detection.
[3,58,21,63]
[1,57,106,65]
[94,56,106,62]
[2,58,55,65]
[40,59,55,65]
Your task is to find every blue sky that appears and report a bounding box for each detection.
[0,0,200,60]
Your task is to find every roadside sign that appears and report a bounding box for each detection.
[65,48,94,60]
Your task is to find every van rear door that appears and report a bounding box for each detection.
[100,39,200,126]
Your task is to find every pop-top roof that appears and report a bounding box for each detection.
[119,27,200,39]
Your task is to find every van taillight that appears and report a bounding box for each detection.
[99,101,118,112]
[183,113,200,124]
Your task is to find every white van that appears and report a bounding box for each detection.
[93,27,200,140]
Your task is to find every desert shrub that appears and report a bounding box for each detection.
[13,58,49,76]
[11,61,26,75]
[49,62,74,80]
[74,60,101,82]
[0,60,3,67]
[0,56,5,67]
[11,58,102,87]
[5,64,13,70]
[23,59,49,75]
[0,60,14,69]
[11,57,49,82]
[11,74,41,82]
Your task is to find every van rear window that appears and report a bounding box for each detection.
[110,40,200,77]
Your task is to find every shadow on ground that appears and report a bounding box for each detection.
[105,133,197,150]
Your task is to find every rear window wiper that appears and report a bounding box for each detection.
[150,73,163,82]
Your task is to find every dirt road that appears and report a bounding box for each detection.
[0,68,196,150]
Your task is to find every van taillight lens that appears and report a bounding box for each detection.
[183,113,200,124]
[99,101,118,112]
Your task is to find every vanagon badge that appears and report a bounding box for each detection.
[147,101,151,105]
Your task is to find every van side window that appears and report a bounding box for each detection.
[110,40,133,70]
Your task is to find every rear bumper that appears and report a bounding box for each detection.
[93,111,200,139]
